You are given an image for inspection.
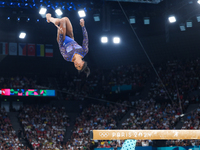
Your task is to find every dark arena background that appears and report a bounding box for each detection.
[1,0,200,149]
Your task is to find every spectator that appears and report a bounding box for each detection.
[19,105,70,149]
[0,107,29,150]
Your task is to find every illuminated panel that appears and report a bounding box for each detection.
[10,89,25,96]
[0,89,56,97]
[25,89,38,96]
[1,89,10,96]
[46,90,55,96]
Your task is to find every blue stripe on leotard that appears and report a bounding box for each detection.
[63,36,74,45]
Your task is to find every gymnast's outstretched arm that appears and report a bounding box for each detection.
[80,19,89,54]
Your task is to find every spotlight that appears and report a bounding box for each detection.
[101,37,108,43]
[7,17,10,20]
[144,17,150,25]
[19,32,26,39]
[78,10,86,18]
[93,14,100,22]
[186,20,192,27]
[197,15,200,22]
[179,24,186,31]
[113,37,120,44]
[17,17,20,22]
[129,16,136,24]
[168,16,176,23]
[27,18,30,22]
[55,8,63,16]
[37,19,39,22]
[39,7,47,15]
[198,0,200,4]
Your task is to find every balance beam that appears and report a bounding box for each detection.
[90,130,200,140]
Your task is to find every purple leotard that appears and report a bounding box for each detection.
[58,26,89,62]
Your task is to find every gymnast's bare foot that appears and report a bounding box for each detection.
[46,13,51,23]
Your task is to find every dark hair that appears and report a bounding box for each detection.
[78,61,90,77]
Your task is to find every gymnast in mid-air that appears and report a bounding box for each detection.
[46,13,90,77]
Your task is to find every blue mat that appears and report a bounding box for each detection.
[121,140,137,150]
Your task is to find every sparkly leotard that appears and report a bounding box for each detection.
[58,26,88,62]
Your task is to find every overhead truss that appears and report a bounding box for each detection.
[106,0,163,4]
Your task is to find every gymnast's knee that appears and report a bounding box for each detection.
[61,17,69,22]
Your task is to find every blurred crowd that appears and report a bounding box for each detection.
[96,98,184,148]
[166,105,200,146]
[67,101,130,150]
[0,76,37,89]
[60,64,150,100]
[182,106,200,130]
[122,99,181,130]
[0,108,30,150]
[149,59,200,99]
[91,96,193,148]
[18,105,70,150]
[2,59,200,149]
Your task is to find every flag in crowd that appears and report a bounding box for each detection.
[45,44,53,57]
[0,42,53,57]
[0,42,8,55]
[9,43,17,55]
[27,43,35,56]
[18,43,26,56]
[36,44,44,57]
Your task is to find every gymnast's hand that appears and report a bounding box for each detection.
[80,19,85,27]
[46,13,51,23]
[57,26,63,34]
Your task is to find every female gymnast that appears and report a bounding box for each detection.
[46,13,90,77]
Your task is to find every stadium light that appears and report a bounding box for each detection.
[168,16,176,23]
[27,18,30,22]
[198,0,200,4]
[113,37,120,44]
[93,14,100,22]
[144,17,150,25]
[19,32,26,39]
[186,20,192,28]
[129,16,136,24]
[55,8,63,16]
[179,24,186,31]
[101,37,108,43]
[78,10,86,18]
[197,15,200,22]
[39,7,47,15]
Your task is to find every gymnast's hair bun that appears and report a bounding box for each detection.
[84,67,90,78]
[79,61,90,77]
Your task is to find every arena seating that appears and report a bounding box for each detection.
[18,105,70,149]
[0,107,29,150]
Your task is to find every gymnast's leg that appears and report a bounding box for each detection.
[60,17,74,40]
[46,14,74,42]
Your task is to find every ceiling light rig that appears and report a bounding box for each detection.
[0,1,90,12]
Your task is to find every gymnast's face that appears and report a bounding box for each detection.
[74,61,84,71]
